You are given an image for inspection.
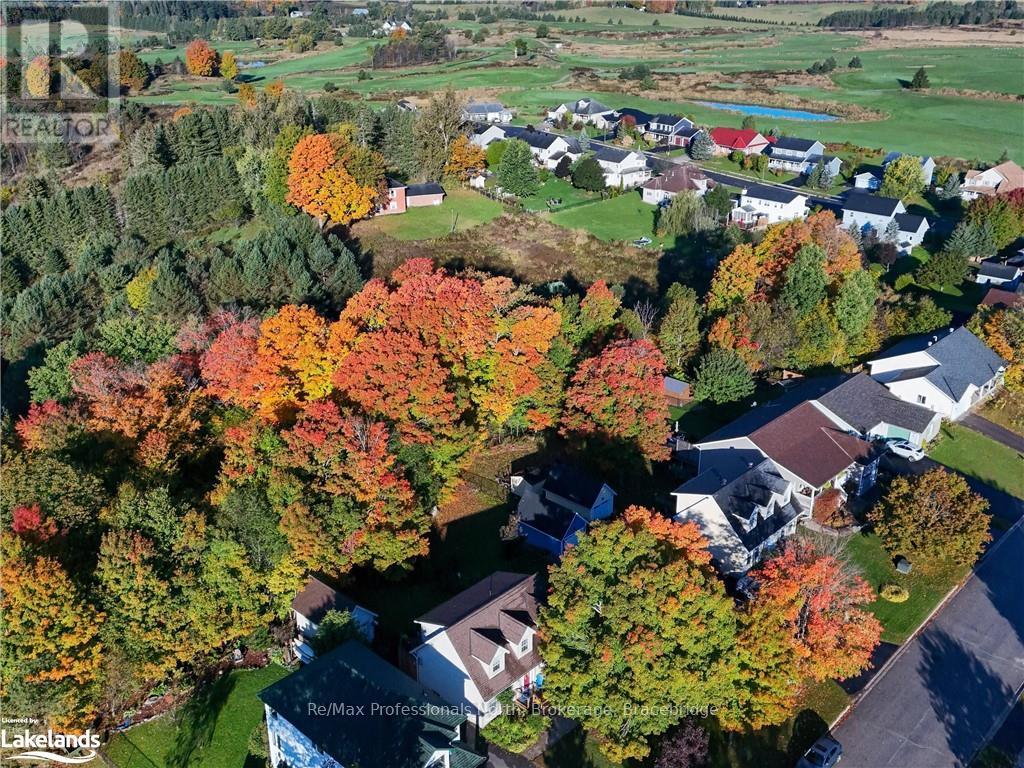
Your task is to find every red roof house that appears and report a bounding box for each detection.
[710,127,773,156]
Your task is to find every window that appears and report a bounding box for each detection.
[490,657,502,674]
[916,395,927,405]
[519,637,530,654]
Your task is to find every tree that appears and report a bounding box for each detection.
[741,115,757,131]
[703,183,733,220]
[220,50,238,80]
[807,160,834,191]
[872,468,991,569]
[692,347,755,404]
[780,244,827,318]
[554,154,572,179]
[848,56,863,68]
[536,22,549,38]
[560,340,670,463]
[910,66,930,89]
[185,40,218,77]
[497,138,539,197]
[118,50,151,91]
[444,134,485,181]
[880,154,926,200]
[654,720,710,768]
[415,89,464,181]
[706,244,759,313]
[833,269,878,342]
[286,133,381,227]
[25,56,50,98]
[570,156,605,192]
[309,609,361,655]
[689,130,715,161]
[751,539,882,683]
[916,248,969,288]
[657,191,711,237]
[658,285,702,375]
[485,139,508,169]
[539,506,737,762]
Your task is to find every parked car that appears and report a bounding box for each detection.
[796,736,842,768]
[886,439,925,462]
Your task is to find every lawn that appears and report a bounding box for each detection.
[361,188,503,241]
[104,664,289,768]
[547,191,663,245]
[977,390,1024,438]
[518,177,599,213]
[887,247,987,316]
[929,424,1024,499]
[844,531,967,644]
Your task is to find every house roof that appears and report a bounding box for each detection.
[817,372,937,435]
[291,577,372,625]
[674,126,703,140]
[592,145,638,164]
[642,166,711,194]
[466,101,505,113]
[504,126,567,151]
[964,160,1024,194]
[710,127,768,150]
[771,136,819,153]
[872,327,1006,401]
[894,212,928,234]
[406,182,445,197]
[979,260,1021,280]
[416,573,542,702]
[544,463,610,508]
[981,286,1024,308]
[519,499,586,542]
[259,641,484,768]
[742,183,804,205]
[843,191,903,217]
[572,98,612,115]
[616,107,652,125]
[664,375,691,395]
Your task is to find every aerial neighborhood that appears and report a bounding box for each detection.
[1,3,1023,768]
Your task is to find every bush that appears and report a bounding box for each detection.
[894,273,914,291]
[323,81,337,92]
[482,692,550,753]
[880,583,909,603]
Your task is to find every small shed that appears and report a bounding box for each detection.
[663,376,692,408]
[518,502,588,557]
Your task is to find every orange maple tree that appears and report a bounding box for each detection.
[286,133,379,227]
[184,39,218,77]
[444,134,486,180]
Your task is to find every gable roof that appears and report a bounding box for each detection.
[894,212,928,234]
[843,191,903,217]
[291,577,372,624]
[544,463,611,508]
[259,641,484,768]
[573,98,612,115]
[519,499,587,542]
[817,372,937,435]
[872,327,1006,401]
[742,183,804,205]
[593,145,642,165]
[771,136,820,154]
[616,107,652,125]
[964,160,1024,193]
[406,182,445,197]
[710,127,768,150]
[465,101,505,113]
[981,285,1024,308]
[642,165,712,194]
[979,260,1021,280]
[416,573,542,701]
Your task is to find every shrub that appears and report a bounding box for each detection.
[482,692,550,753]
[324,81,337,92]
[880,583,909,603]
[894,273,914,291]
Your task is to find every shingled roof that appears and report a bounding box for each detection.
[291,577,368,625]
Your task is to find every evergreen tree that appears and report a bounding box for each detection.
[497,139,539,196]
[910,66,930,89]
[570,156,605,191]
[692,347,755,404]
[848,56,862,68]
[780,244,827,318]
[689,130,715,161]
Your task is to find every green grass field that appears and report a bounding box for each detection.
[360,187,503,241]
[547,191,664,245]
[929,424,1024,499]
[104,665,289,768]
[518,177,600,212]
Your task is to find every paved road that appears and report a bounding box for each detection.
[961,414,1024,455]
[833,520,1024,767]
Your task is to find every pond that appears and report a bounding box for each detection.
[694,100,840,122]
[240,60,268,68]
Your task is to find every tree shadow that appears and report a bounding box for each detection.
[166,672,238,768]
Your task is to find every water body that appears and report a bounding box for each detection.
[240,60,268,68]
[695,100,840,122]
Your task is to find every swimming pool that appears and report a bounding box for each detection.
[694,101,840,122]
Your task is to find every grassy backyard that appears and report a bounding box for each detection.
[929,424,1024,499]
[358,187,503,241]
[104,664,289,768]
[977,390,1024,438]
[547,191,664,246]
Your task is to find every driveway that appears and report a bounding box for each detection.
[833,520,1024,767]
[961,413,1024,455]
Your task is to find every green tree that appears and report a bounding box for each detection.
[910,66,930,89]
[880,154,926,200]
[872,468,991,569]
[692,347,755,404]
[916,248,969,288]
[414,89,465,181]
[536,23,549,38]
[658,285,702,375]
[848,56,862,68]
[27,334,87,404]
[833,269,878,341]
[780,244,827,318]
[485,139,508,169]
[310,609,361,655]
[741,115,757,131]
[497,139,539,196]
[689,130,715,161]
[656,191,711,236]
[570,156,605,192]
[539,506,738,763]
[703,184,733,220]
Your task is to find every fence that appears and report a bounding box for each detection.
[460,469,510,503]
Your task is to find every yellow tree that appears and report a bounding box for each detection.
[25,56,50,98]
[220,50,238,80]
[445,134,486,181]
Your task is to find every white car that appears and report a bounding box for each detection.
[886,439,925,462]
[796,736,842,768]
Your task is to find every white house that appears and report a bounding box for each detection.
[290,577,377,662]
[506,126,583,168]
[378,19,412,35]
[641,165,714,205]
[591,145,651,188]
[842,192,930,253]
[260,641,485,768]
[766,136,825,174]
[645,114,693,143]
[547,98,617,129]
[411,573,543,727]
[976,260,1023,288]
[731,184,808,227]
[463,101,513,124]
[867,327,1006,420]
[470,123,509,148]
[853,171,881,190]
[961,160,1024,200]
[883,152,936,187]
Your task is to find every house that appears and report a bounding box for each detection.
[730,184,808,227]
[463,101,512,124]
[645,114,694,143]
[841,192,930,252]
[406,182,445,207]
[260,640,485,768]
[664,375,692,407]
[672,456,806,574]
[641,165,714,205]
[411,573,543,727]
[980,284,1024,309]
[351,7,370,16]
[378,19,412,35]
[547,98,617,129]
[695,399,879,517]
[853,171,881,191]
[614,107,653,134]
[288,9,309,18]
[766,137,825,174]
[867,327,1006,420]
[470,123,509,148]
[591,145,651,188]
[975,260,1023,288]
[509,463,616,557]
[709,127,772,156]
[378,177,407,215]
[669,126,705,148]
[961,160,1024,200]
[498,126,583,168]
[883,152,936,187]
[290,577,378,662]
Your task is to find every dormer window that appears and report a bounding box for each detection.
[490,656,502,674]
[519,636,530,655]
